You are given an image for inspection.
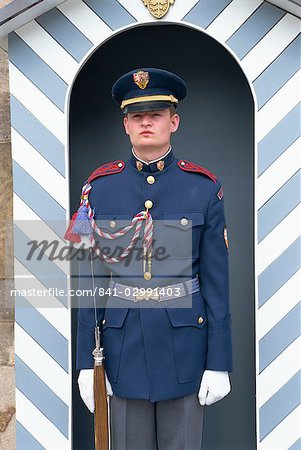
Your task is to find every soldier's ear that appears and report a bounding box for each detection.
[170,113,180,133]
[123,116,130,135]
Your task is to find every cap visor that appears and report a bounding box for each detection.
[123,101,176,114]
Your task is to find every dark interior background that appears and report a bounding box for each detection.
[69,23,255,450]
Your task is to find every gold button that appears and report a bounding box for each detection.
[118,162,123,168]
[147,175,155,184]
[144,200,153,209]
[198,316,204,324]
[102,319,106,325]
[144,272,152,280]
[180,217,188,226]
[109,220,116,229]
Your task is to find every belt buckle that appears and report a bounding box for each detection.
[135,287,160,302]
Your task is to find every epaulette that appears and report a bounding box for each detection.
[178,160,217,183]
[87,160,125,183]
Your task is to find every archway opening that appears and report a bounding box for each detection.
[69,22,255,450]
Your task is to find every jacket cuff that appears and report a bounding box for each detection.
[205,317,233,371]
[76,321,98,370]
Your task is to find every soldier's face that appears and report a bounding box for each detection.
[123,108,180,151]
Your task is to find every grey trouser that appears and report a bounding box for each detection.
[109,393,204,450]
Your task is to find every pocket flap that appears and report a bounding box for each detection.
[163,212,204,230]
[166,307,207,329]
[103,308,129,329]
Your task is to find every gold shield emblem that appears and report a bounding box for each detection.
[142,0,175,19]
[133,70,150,89]
[136,161,143,171]
[156,160,164,171]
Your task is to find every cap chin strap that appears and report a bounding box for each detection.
[121,94,178,109]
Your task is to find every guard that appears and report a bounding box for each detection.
[66,68,233,450]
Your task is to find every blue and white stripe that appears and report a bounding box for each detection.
[8,0,300,448]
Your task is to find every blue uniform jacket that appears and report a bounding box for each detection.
[75,149,232,402]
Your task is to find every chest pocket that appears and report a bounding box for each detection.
[162,211,204,258]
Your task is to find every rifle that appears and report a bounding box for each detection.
[90,248,109,450]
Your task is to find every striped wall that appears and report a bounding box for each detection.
[8,0,301,449]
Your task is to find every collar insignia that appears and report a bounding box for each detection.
[136,160,143,171]
[157,160,164,171]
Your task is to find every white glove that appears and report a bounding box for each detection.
[78,369,113,413]
[198,370,231,406]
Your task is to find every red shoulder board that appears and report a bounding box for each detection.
[178,160,217,183]
[87,160,125,183]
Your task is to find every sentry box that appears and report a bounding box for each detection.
[0,0,300,449]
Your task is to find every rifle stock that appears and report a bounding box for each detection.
[94,364,109,450]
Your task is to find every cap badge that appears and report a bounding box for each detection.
[133,70,149,89]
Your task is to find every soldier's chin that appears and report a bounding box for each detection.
[140,135,154,140]
[139,138,156,145]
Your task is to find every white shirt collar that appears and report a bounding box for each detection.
[132,146,172,165]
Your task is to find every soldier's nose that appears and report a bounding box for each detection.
[141,114,152,125]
